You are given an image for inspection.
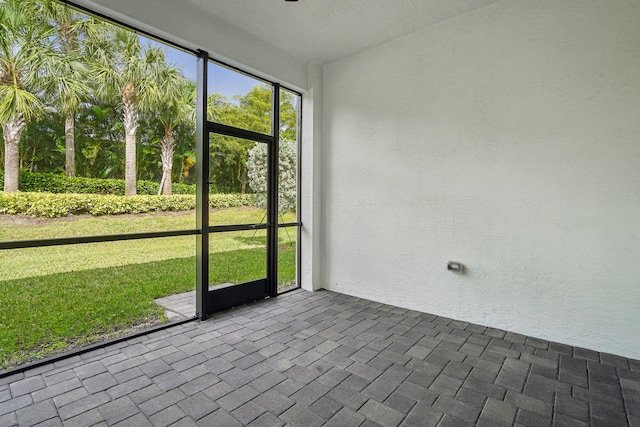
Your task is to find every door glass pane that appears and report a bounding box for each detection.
[277,88,300,292]
[207,62,273,136]
[278,227,298,293]
[278,89,299,220]
[277,139,298,222]
[279,88,299,141]
[209,230,267,287]
[209,134,267,226]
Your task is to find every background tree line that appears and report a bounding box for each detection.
[0,0,298,196]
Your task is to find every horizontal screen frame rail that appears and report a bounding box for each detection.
[0,229,200,250]
[277,222,302,228]
[209,223,267,233]
[1,221,303,250]
[207,122,274,144]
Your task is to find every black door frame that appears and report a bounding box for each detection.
[196,52,282,318]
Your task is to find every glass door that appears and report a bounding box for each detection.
[195,56,300,317]
[205,132,271,312]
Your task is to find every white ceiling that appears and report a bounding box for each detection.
[182,0,500,64]
[77,0,500,65]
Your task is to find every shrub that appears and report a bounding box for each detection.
[0,171,196,195]
[172,183,196,195]
[247,139,297,213]
[0,192,256,218]
[209,193,255,209]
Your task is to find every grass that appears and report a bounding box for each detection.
[0,207,297,369]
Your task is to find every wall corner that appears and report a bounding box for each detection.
[300,62,324,292]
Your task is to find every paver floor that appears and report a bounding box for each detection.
[155,291,196,320]
[1,289,639,426]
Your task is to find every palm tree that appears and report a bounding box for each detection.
[93,29,171,196]
[0,0,50,192]
[156,78,195,195]
[39,1,106,177]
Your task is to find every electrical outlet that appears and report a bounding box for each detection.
[447,261,463,273]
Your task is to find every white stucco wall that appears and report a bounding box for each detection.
[301,63,324,291]
[322,0,640,358]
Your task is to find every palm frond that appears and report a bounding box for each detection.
[0,85,42,122]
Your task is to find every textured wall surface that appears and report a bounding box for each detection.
[322,0,640,358]
[301,63,324,292]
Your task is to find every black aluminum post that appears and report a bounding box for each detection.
[296,91,303,292]
[195,51,209,320]
[267,85,281,297]
[295,91,302,226]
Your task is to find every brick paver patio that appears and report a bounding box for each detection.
[1,289,638,426]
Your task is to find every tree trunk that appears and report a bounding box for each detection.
[65,113,75,177]
[157,171,166,196]
[160,127,175,195]
[2,116,26,192]
[237,161,248,194]
[122,84,138,196]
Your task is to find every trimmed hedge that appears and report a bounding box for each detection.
[0,192,256,218]
[0,170,196,195]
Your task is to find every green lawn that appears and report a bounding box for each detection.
[0,207,297,369]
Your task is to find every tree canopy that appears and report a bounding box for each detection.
[0,0,299,196]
